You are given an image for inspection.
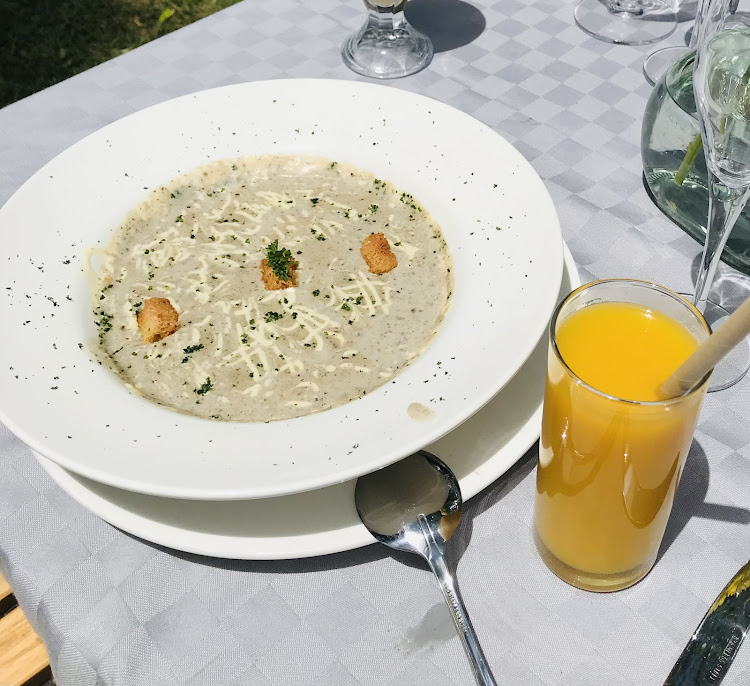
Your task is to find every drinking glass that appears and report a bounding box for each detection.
[342,0,433,79]
[643,26,695,86]
[692,0,750,389]
[534,280,710,592]
[643,1,740,88]
[575,0,677,45]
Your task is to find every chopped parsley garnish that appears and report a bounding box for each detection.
[175,215,184,223]
[181,343,204,363]
[316,234,326,241]
[330,161,337,168]
[265,239,295,281]
[264,311,283,322]
[341,303,351,311]
[369,204,378,213]
[355,296,364,305]
[310,197,319,205]
[95,312,113,333]
[312,289,320,297]
[194,378,213,395]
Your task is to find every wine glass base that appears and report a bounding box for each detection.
[341,22,433,79]
[575,0,677,46]
[643,45,687,86]
[685,296,750,392]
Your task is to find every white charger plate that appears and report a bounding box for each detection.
[34,246,578,560]
[0,79,563,500]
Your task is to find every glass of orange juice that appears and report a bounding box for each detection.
[534,279,711,592]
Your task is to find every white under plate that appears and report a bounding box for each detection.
[34,246,578,560]
[0,78,563,500]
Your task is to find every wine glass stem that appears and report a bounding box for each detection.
[363,0,407,30]
[693,171,750,313]
[608,0,645,16]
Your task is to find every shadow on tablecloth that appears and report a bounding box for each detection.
[659,438,750,563]
[406,0,486,53]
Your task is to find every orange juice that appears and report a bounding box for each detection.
[535,287,709,591]
[553,303,699,402]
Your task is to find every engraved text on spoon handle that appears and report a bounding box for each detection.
[419,515,497,686]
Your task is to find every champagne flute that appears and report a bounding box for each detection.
[342,0,433,79]
[692,0,750,390]
[575,0,677,45]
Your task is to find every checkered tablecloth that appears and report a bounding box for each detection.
[3,1,750,684]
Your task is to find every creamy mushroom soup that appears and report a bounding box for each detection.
[93,155,453,421]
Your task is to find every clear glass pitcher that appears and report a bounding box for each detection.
[641,49,750,275]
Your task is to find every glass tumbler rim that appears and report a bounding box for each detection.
[549,278,712,407]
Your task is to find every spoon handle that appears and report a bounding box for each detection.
[663,559,750,685]
[419,516,498,686]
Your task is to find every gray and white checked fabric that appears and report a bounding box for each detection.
[3,0,750,684]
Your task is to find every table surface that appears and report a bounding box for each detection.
[3,1,750,684]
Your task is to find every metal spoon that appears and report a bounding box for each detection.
[354,450,497,686]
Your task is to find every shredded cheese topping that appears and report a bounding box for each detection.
[93,155,453,422]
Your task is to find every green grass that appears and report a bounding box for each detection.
[0,0,242,108]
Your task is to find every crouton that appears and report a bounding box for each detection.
[260,258,298,290]
[360,233,398,275]
[137,298,180,344]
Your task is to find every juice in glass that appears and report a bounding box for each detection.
[534,280,710,592]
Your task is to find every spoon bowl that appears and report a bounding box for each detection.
[355,450,497,686]
[355,449,462,553]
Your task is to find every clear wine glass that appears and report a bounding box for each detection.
[342,0,433,79]
[642,0,741,86]
[643,26,695,85]
[692,0,750,390]
[574,0,678,45]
